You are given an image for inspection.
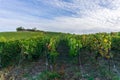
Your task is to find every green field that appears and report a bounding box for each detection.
[0,31,44,40]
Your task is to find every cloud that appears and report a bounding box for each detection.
[0,0,120,34]
[39,0,120,33]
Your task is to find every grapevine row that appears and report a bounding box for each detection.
[0,33,119,67]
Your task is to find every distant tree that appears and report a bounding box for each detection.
[32,27,37,31]
[26,27,37,31]
[16,26,24,31]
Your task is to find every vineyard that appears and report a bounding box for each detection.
[0,31,120,80]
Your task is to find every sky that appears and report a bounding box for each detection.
[0,0,120,34]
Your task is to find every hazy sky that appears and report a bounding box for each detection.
[0,0,120,34]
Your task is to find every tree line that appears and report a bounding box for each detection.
[16,26,43,32]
